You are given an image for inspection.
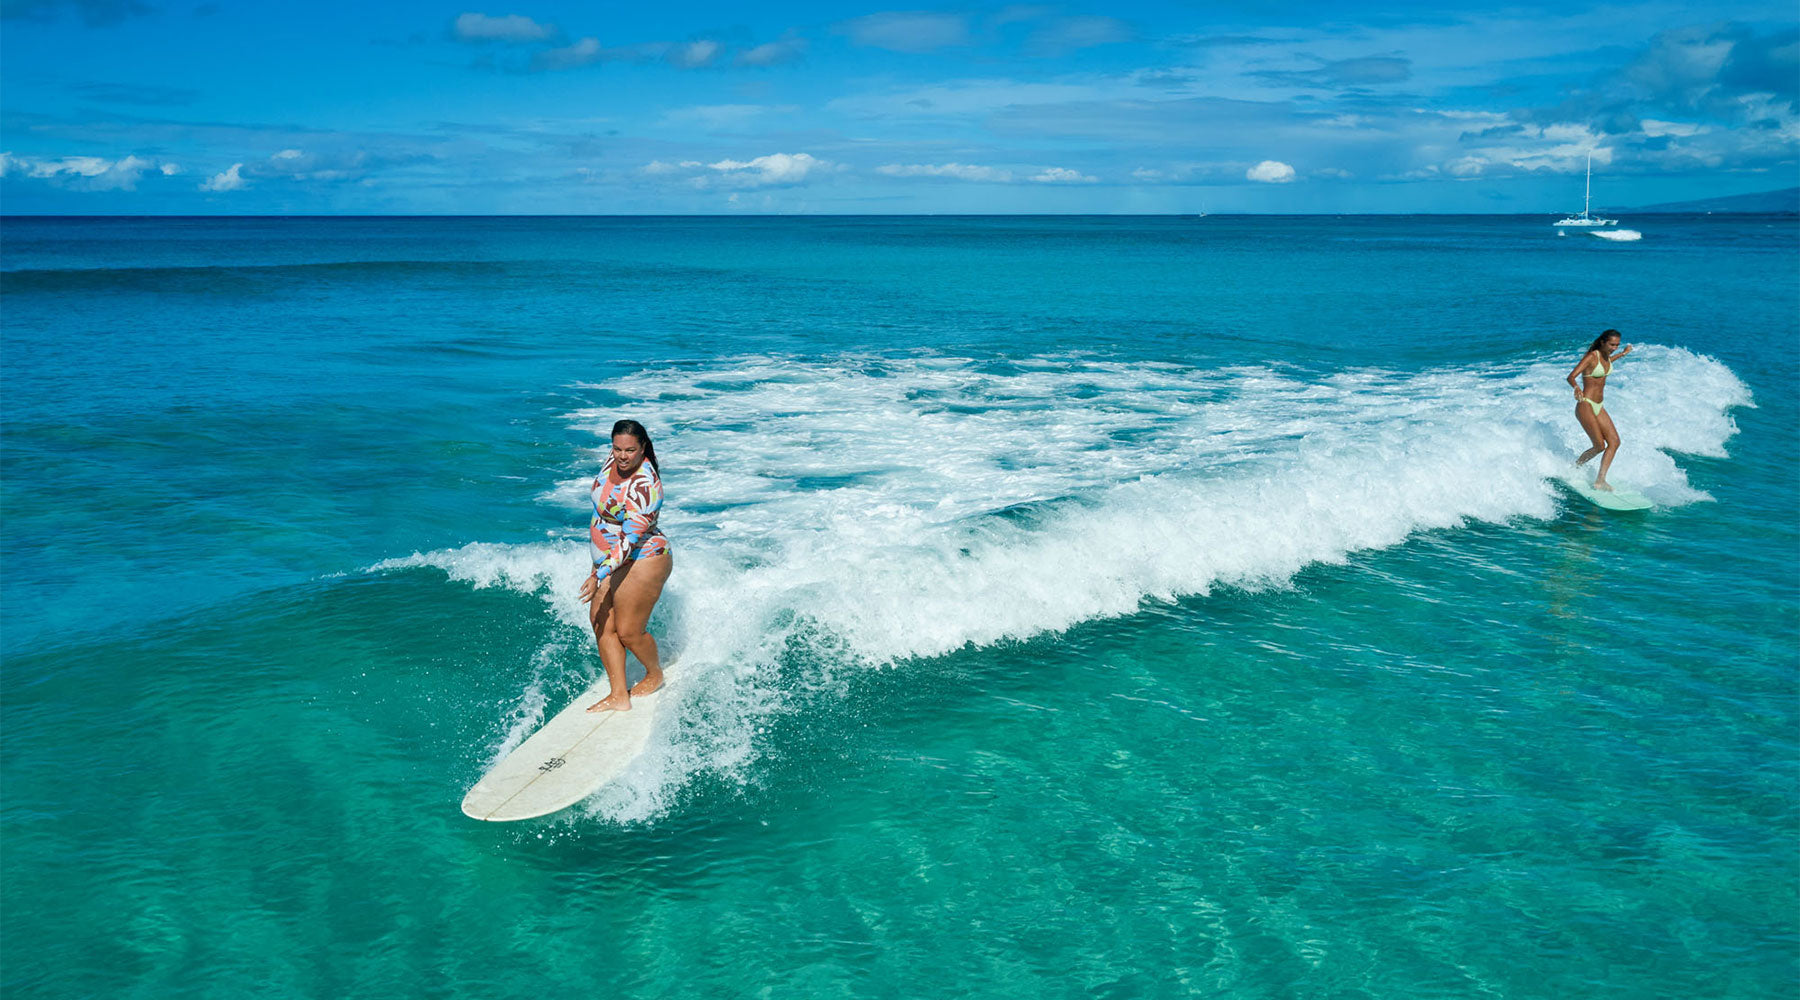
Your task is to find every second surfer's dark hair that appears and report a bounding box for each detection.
[611,419,658,471]
[1587,329,1622,355]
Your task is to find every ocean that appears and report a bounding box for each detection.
[2,215,1795,998]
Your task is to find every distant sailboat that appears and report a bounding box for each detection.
[1554,153,1618,230]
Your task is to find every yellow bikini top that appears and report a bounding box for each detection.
[1589,356,1611,378]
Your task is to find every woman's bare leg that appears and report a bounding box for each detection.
[1593,410,1622,490]
[586,572,632,712]
[1575,401,1606,465]
[611,553,672,697]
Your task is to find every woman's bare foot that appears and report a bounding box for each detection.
[586,691,631,713]
[1592,478,1614,492]
[629,669,662,698]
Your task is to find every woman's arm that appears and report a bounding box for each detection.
[1604,344,1634,364]
[1568,351,1599,391]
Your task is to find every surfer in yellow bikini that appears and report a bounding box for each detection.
[1568,329,1632,491]
[578,419,673,713]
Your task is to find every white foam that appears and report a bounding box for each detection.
[380,347,1751,822]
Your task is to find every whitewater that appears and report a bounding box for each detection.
[377,346,1751,821]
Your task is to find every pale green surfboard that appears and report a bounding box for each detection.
[1560,476,1654,511]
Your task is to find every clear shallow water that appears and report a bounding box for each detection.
[2,215,1795,997]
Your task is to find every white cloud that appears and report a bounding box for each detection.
[1030,166,1098,183]
[1,152,170,190]
[1431,109,1510,123]
[877,162,1016,182]
[737,36,807,67]
[990,5,1053,29]
[645,152,835,188]
[453,13,555,43]
[661,104,797,130]
[827,78,1122,120]
[534,37,602,71]
[1641,119,1706,138]
[1131,167,1166,181]
[1446,156,1487,177]
[31,156,112,178]
[873,162,1099,184]
[1026,15,1132,55]
[1246,160,1295,183]
[837,12,968,53]
[201,163,246,192]
[1734,93,1799,141]
[242,148,380,183]
[704,152,830,186]
[159,163,181,175]
[1452,124,1610,174]
[667,39,721,68]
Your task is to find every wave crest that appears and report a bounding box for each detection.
[379,347,1751,821]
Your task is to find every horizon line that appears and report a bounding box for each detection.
[4,210,1796,220]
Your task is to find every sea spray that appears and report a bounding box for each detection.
[376,346,1751,821]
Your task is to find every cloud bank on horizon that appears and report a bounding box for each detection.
[0,0,1794,213]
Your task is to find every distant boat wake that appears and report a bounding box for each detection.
[1592,229,1643,242]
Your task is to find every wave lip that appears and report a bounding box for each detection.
[382,347,1751,821]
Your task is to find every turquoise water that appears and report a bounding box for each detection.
[3,216,1795,997]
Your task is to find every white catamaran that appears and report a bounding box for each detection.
[1554,153,1617,230]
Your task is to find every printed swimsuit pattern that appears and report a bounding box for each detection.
[590,458,668,582]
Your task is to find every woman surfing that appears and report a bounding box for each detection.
[1567,328,1633,491]
[579,419,673,712]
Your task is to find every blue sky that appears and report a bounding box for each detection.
[1,0,1795,213]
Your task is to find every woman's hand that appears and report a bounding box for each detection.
[578,572,597,604]
[1617,344,1633,357]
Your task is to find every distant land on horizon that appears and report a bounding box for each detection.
[1622,187,1799,214]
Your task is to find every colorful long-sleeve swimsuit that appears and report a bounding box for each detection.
[590,458,669,582]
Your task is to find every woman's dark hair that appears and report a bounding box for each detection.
[611,419,658,472]
[1587,329,1622,355]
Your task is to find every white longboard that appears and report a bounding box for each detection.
[1560,475,1654,511]
[461,684,661,822]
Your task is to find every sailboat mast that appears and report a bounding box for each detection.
[1584,155,1592,218]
